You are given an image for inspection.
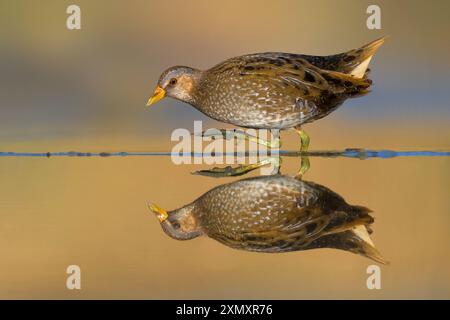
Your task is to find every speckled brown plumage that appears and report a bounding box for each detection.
[152,175,387,264]
[147,38,385,130]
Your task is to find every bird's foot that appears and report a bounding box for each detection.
[192,157,280,178]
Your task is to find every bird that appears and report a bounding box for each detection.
[149,174,387,264]
[147,37,385,150]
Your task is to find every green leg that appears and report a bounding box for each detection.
[293,126,310,178]
[294,127,310,152]
[197,129,281,149]
[296,156,310,178]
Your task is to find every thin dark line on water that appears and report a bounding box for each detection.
[0,149,449,159]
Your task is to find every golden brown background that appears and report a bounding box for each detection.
[0,0,450,299]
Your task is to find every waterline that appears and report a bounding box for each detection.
[1,149,449,159]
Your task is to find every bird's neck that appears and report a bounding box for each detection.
[187,71,207,106]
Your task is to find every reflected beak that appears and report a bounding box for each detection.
[148,202,169,222]
[146,86,166,106]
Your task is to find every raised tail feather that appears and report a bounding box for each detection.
[319,37,386,97]
[306,204,388,264]
[308,226,388,264]
[306,227,388,264]
[334,37,386,78]
[346,37,386,78]
[337,227,388,264]
[304,37,386,79]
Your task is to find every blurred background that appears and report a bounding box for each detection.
[0,0,449,299]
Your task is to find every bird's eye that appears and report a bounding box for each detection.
[169,78,177,86]
[171,221,181,230]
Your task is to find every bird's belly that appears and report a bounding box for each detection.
[213,237,300,253]
[197,99,308,129]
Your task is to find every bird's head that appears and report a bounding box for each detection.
[148,202,201,240]
[147,66,201,106]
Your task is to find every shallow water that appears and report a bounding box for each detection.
[1,129,449,299]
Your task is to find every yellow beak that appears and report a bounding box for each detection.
[148,202,169,222]
[146,86,166,106]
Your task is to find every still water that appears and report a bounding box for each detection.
[0,130,449,299]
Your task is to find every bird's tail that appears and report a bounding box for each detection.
[333,227,388,264]
[311,226,388,264]
[334,37,387,79]
[308,205,388,264]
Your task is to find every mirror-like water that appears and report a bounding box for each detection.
[1,133,449,299]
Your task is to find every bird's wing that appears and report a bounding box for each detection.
[210,53,328,101]
[238,207,334,250]
[235,179,374,251]
[210,53,371,101]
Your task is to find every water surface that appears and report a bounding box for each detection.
[1,132,449,299]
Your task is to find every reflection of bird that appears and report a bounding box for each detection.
[149,175,387,264]
[147,38,385,150]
